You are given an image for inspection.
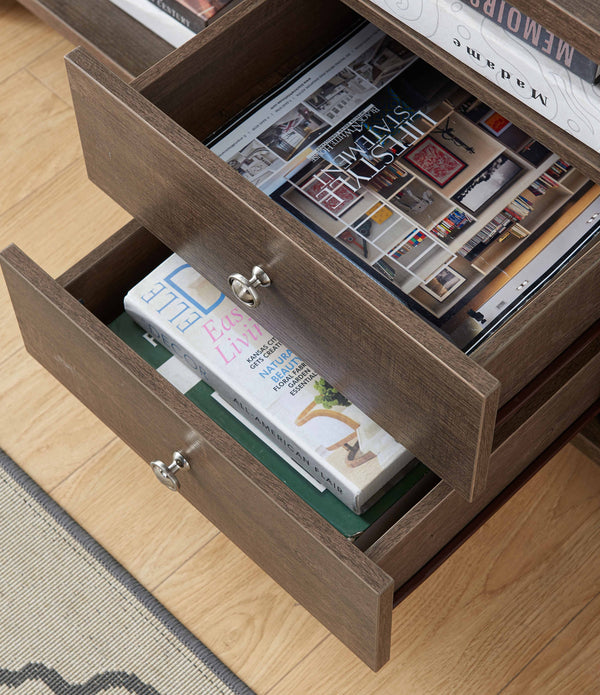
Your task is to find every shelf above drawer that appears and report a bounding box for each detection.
[507,0,600,65]
[64,0,600,502]
[17,0,173,80]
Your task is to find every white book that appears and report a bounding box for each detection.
[368,0,600,151]
[124,254,415,513]
[108,0,196,47]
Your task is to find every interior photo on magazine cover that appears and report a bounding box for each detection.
[206,22,600,353]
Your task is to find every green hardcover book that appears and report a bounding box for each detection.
[109,312,435,542]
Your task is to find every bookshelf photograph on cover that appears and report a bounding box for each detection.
[207,24,600,353]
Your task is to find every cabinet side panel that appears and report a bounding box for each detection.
[367,330,600,587]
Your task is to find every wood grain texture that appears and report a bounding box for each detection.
[366,344,600,588]
[0,69,80,216]
[134,0,358,138]
[56,220,169,322]
[26,36,74,104]
[507,0,600,65]
[0,1,61,83]
[341,0,600,183]
[153,533,331,691]
[0,349,115,490]
[0,243,395,671]
[66,46,501,502]
[572,415,600,465]
[0,157,130,358]
[271,445,600,695]
[16,0,173,80]
[502,592,600,695]
[392,400,600,606]
[493,321,600,447]
[51,437,220,591]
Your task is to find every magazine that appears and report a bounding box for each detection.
[206,23,600,352]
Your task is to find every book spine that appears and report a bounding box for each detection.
[123,293,361,512]
[369,0,600,151]
[145,0,205,32]
[107,0,196,46]
[460,0,598,82]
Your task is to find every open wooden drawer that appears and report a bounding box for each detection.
[64,0,600,504]
[2,221,599,670]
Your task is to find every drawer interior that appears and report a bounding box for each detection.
[58,222,440,545]
[3,222,598,669]
[130,0,600,388]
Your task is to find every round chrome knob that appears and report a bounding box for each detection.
[150,451,189,491]
[228,266,271,308]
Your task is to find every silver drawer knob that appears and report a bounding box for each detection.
[150,451,189,491]
[228,266,271,308]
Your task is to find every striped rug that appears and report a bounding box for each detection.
[0,449,254,695]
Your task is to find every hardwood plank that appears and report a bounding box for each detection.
[269,446,600,694]
[16,0,173,80]
[66,45,500,502]
[26,36,74,104]
[0,158,130,357]
[502,592,600,695]
[51,438,220,590]
[0,348,115,490]
[154,533,330,692]
[0,1,61,83]
[0,70,80,216]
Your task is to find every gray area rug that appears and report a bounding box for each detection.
[0,449,255,695]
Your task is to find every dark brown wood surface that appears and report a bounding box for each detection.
[474,232,600,405]
[366,337,600,588]
[57,220,169,323]
[341,0,600,183]
[572,415,600,465]
[0,243,395,671]
[17,0,173,80]
[65,48,500,503]
[133,0,358,139]
[507,0,600,64]
[493,321,600,445]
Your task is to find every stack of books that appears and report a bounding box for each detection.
[108,0,237,47]
[110,310,434,542]
[457,212,513,258]
[123,254,417,515]
[431,209,474,242]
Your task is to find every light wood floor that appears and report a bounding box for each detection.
[1,3,599,692]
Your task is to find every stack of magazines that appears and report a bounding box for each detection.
[203,22,600,351]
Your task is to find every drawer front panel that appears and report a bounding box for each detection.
[66,47,500,502]
[0,244,394,671]
[367,325,600,588]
